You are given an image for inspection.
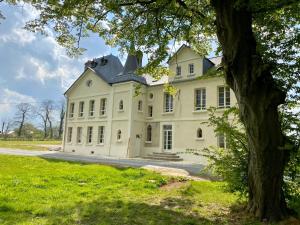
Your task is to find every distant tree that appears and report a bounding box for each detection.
[14,103,32,137]
[35,100,55,139]
[58,100,65,139]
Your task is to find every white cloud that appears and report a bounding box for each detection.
[0,88,36,118]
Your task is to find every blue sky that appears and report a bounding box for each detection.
[0,3,123,120]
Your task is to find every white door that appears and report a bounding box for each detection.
[134,134,141,157]
[163,125,172,151]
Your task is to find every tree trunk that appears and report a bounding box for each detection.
[58,108,65,139]
[18,114,25,137]
[211,0,290,221]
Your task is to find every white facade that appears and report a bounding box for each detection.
[63,45,236,161]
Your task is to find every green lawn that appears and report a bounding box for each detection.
[0,155,297,225]
[0,140,61,150]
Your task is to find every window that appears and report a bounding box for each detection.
[189,64,194,74]
[100,98,107,116]
[146,125,152,142]
[149,93,153,100]
[79,101,84,117]
[197,128,203,139]
[218,86,230,108]
[195,88,206,110]
[86,80,93,87]
[77,127,82,143]
[98,126,105,144]
[138,100,143,111]
[176,66,181,76]
[119,100,124,111]
[89,100,95,116]
[87,126,93,144]
[164,93,173,112]
[163,125,172,150]
[218,134,226,148]
[148,105,153,117]
[67,127,72,143]
[117,130,122,141]
[69,103,75,118]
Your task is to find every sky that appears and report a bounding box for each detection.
[0,3,123,122]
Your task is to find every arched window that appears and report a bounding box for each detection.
[197,128,203,139]
[138,100,143,111]
[117,130,122,141]
[146,125,152,142]
[119,100,124,111]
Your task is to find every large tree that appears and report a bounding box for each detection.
[3,0,300,221]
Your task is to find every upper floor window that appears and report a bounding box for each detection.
[164,93,173,113]
[148,105,153,117]
[69,103,75,118]
[188,64,194,74]
[77,127,82,144]
[87,126,93,144]
[119,100,124,111]
[98,126,105,144]
[218,86,230,108]
[117,129,122,141]
[138,100,143,111]
[79,101,84,117]
[146,125,152,142]
[195,88,206,111]
[100,98,107,116]
[176,66,181,76]
[89,100,95,116]
[67,127,72,143]
[197,128,203,139]
[149,93,154,100]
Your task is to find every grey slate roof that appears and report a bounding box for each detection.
[88,54,147,85]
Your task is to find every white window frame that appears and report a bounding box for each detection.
[164,93,173,113]
[148,105,153,117]
[98,126,105,144]
[163,124,173,151]
[218,86,231,108]
[87,126,93,144]
[146,125,152,142]
[89,100,95,117]
[195,88,206,111]
[79,101,84,117]
[76,127,82,144]
[138,100,143,112]
[69,103,75,118]
[188,64,194,74]
[67,127,72,143]
[100,98,107,116]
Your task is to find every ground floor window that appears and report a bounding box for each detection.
[87,127,93,144]
[146,125,152,142]
[117,129,122,141]
[197,128,203,139]
[67,127,72,143]
[98,126,105,144]
[218,134,226,148]
[77,127,82,143]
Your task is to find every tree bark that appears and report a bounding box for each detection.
[211,0,290,221]
[58,106,65,139]
[18,113,25,137]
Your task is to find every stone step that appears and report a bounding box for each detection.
[143,156,183,161]
[153,152,177,156]
[150,153,180,159]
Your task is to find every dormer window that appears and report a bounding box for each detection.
[119,100,124,111]
[189,64,194,74]
[176,66,181,76]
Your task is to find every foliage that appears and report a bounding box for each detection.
[202,107,300,205]
[0,139,61,150]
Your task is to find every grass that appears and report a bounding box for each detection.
[0,155,298,225]
[0,140,61,150]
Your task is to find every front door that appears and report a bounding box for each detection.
[163,125,172,151]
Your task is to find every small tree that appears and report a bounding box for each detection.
[35,100,55,139]
[14,103,32,137]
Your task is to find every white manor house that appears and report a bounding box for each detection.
[62,45,236,161]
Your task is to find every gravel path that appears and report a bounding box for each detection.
[0,148,206,176]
